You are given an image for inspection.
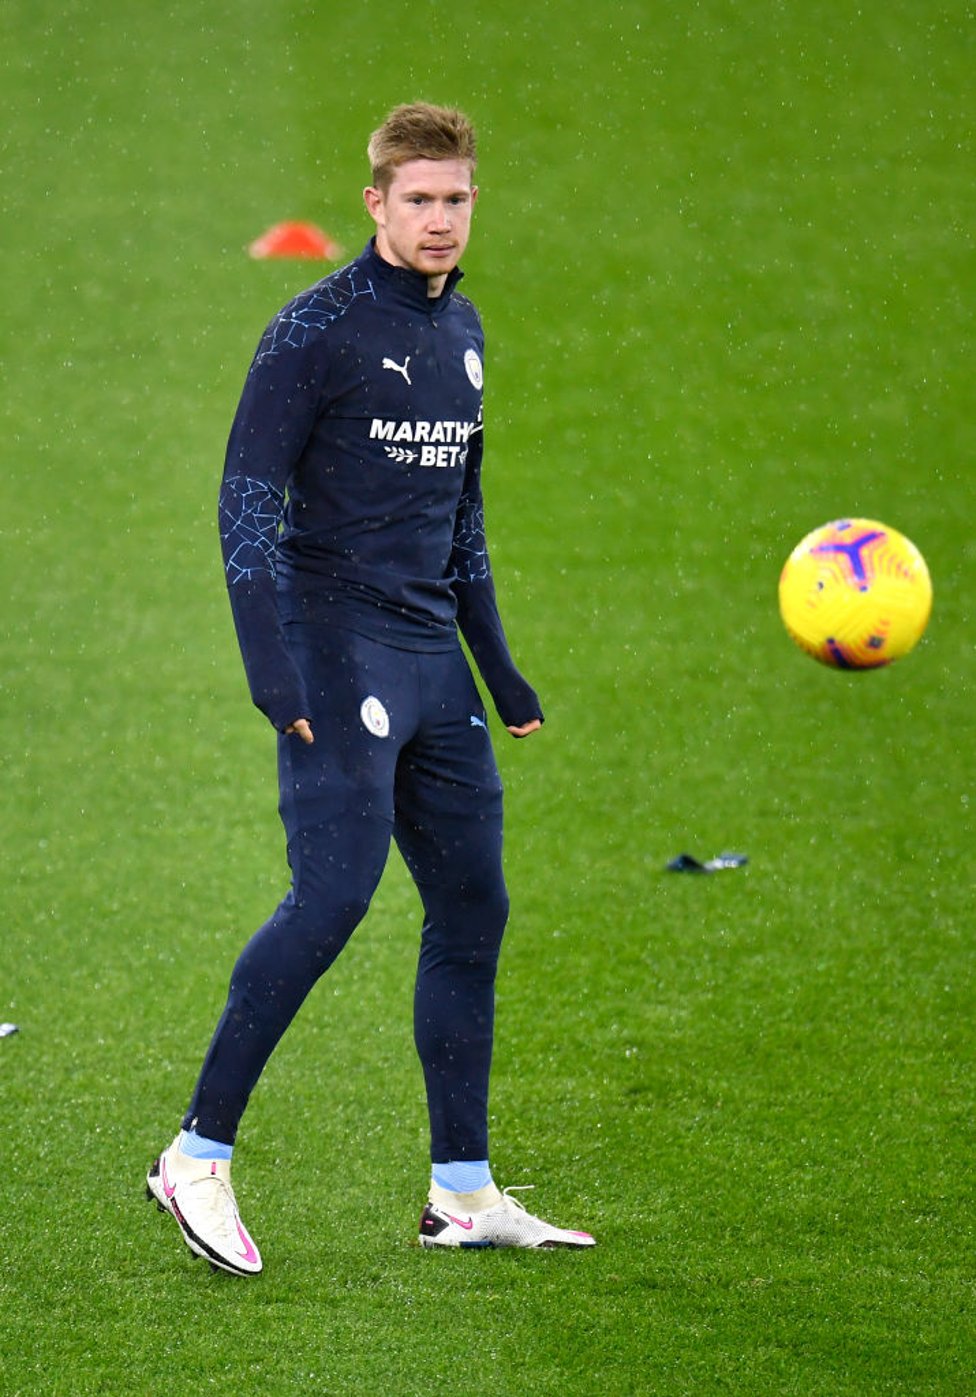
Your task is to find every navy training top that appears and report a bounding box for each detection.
[218,238,541,732]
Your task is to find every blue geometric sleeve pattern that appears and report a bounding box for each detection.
[219,474,285,585]
[453,496,492,583]
[255,266,376,362]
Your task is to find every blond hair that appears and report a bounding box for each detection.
[367,103,477,191]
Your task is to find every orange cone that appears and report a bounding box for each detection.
[248,221,343,260]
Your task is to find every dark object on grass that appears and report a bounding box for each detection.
[666,852,748,874]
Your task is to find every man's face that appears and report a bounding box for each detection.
[364,158,478,284]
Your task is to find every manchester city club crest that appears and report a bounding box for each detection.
[360,695,390,738]
[464,347,483,389]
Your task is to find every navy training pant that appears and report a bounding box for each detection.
[183,623,508,1162]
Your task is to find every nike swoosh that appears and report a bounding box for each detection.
[235,1219,259,1263]
[161,1156,176,1200]
[447,1213,474,1231]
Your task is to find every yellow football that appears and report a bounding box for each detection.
[778,518,932,669]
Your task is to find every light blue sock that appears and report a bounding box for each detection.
[180,1127,233,1161]
[432,1159,492,1193]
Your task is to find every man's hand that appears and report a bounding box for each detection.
[285,718,314,744]
[506,719,542,739]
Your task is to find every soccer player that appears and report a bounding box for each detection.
[146,103,595,1273]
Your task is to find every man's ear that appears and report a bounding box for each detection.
[363,186,384,221]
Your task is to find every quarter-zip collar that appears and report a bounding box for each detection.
[361,238,464,314]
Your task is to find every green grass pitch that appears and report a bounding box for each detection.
[1,1,973,1392]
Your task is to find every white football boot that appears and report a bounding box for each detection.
[146,1132,262,1276]
[419,1181,596,1249]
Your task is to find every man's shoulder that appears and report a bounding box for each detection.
[447,288,483,338]
[257,257,378,361]
[449,286,481,317]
